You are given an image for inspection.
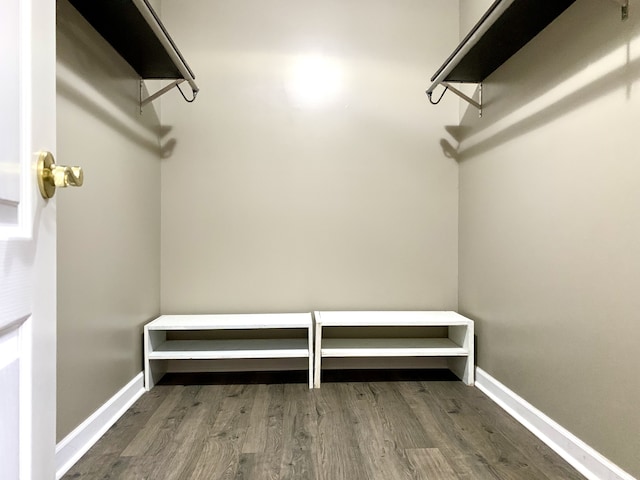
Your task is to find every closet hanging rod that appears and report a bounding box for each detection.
[426,0,582,115]
[425,0,514,98]
[132,0,199,99]
[68,0,199,105]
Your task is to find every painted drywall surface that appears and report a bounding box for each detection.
[159,0,460,314]
[458,0,640,476]
[56,0,161,441]
[459,0,493,33]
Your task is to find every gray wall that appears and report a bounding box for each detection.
[56,0,161,441]
[459,0,493,35]
[457,0,640,476]
[56,0,640,475]
[158,0,460,314]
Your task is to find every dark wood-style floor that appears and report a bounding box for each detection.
[63,370,585,479]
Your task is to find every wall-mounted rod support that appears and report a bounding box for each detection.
[442,82,483,117]
[611,0,629,20]
[132,0,199,96]
[141,79,185,108]
[426,0,515,96]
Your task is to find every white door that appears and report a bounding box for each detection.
[1,0,58,478]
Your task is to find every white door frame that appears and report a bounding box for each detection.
[0,0,57,478]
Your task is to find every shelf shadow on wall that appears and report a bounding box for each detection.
[57,70,161,156]
[58,0,163,156]
[157,125,177,159]
[440,46,640,162]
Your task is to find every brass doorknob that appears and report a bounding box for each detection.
[37,151,84,199]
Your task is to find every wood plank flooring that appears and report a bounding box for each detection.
[63,370,586,480]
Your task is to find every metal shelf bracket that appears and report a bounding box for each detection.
[425,0,578,119]
[611,0,630,20]
[427,82,483,118]
[443,82,483,118]
[139,79,198,112]
[622,0,629,20]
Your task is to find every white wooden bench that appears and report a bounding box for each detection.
[313,311,474,388]
[144,313,314,390]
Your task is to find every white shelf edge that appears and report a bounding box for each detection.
[320,338,468,358]
[146,313,313,331]
[315,311,473,327]
[148,338,310,360]
[149,350,310,360]
[321,348,468,358]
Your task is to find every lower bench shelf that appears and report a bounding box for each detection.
[313,311,474,388]
[143,311,474,391]
[148,339,310,359]
[320,337,469,357]
[144,313,314,390]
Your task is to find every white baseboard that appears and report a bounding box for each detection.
[475,367,636,480]
[55,372,145,479]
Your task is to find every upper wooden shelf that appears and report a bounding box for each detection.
[68,0,198,104]
[432,0,577,85]
[426,0,577,112]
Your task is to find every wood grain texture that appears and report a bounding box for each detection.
[120,385,187,457]
[62,371,586,480]
[147,386,226,480]
[406,448,458,479]
[314,384,369,480]
[340,382,415,479]
[279,384,317,480]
